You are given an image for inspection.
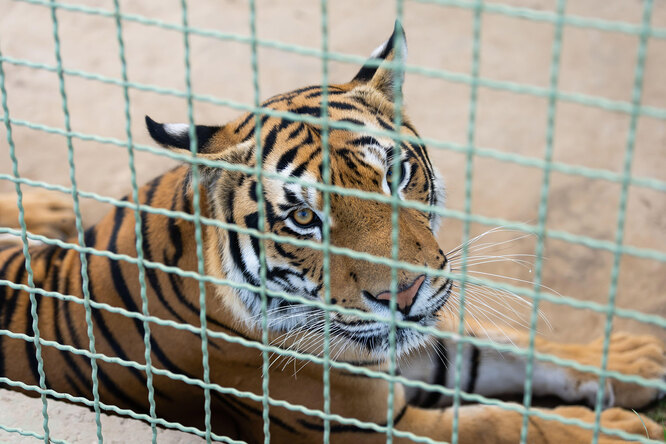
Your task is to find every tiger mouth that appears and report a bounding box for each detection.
[262,278,451,358]
[330,279,453,355]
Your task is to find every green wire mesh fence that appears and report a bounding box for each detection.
[0,0,665,443]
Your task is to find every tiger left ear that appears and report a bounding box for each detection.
[351,21,408,100]
[145,115,224,155]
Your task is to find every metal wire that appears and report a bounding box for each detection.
[519,1,566,441]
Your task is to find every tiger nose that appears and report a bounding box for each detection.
[375,275,426,314]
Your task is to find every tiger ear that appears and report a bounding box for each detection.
[351,21,407,100]
[145,115,227,156]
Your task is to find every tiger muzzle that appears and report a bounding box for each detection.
[366,274,426,315]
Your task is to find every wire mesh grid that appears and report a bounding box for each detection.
[0,0,665,443]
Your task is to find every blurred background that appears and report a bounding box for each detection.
[0,0,665,440]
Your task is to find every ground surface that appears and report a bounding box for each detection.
[0,0,665,442]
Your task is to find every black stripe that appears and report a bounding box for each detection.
[290,84,343,96]
[403,121,420,140]
[276,145,300,172]
[466,345,480,394]
[164,270,254,341]
[261,85,344,108]
[340,358,386,367]
[163,181,254,343]
[210,391,250,421]
[286,123,305,141]
[24,247,52,385]
[35,245,60,289]
[64,374,88,399]
[163,178,224,347]
[25,292,49,387]
[47,230,91,399]
[0,248,23,280]
[226,213,260,288]
[420,339,448,408]
[140,179,189,325]
[166,194,184,264]
[62,296,146,411]
[261,119,293,161]
[327,101,361,111]
[261,94,290,108]
[0,252,26,376]
[148,208,222,350]
[106,207,193,382]
[234,113,269,137]
[162,259,255,341]
[290,146,321,178]
[290,102,360,119]
[273,241,297,261]
[60,239,149,410]
[349,135,382,148]
[221,394,299,435]
[376,116,394,131]
[338,117,366,128]
[244,212,261,265]
[84,210,161,399]
[53,280,94,398]
[303,89,345,99]
[0,248,24,324]
[0,243,17,253]
[182,168,192,196]
[46,247,67,293]
[299,403,408,434]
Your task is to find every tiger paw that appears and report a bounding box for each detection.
[0,191,76,242]
[599,333,666,409]
[549,406,664,443]
[601,408,664,442]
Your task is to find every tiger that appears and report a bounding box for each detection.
[0,23,664,444]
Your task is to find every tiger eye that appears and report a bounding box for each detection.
[386,169,394,185]
[292,208,315,226]
[385,163,406,188]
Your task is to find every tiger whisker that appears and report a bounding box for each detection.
[455,281,532,310]
[453,278,551,332]
[448,293,515,348]
[454,289,534,333]
[461,269,561,298]
[290,328,345,377]
[446,227,532,257]
[446,226,511,256]
[449,254,536,269]
[276,325,323,372]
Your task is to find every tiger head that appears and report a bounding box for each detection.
[146,23,451,360]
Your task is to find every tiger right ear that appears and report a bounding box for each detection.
[351,21,408,101]
[145,115,226,155]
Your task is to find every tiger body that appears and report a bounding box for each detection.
[0,24,664,443]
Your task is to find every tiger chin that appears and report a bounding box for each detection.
[1,22,664,444]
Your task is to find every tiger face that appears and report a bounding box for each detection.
[147,24,450,359]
